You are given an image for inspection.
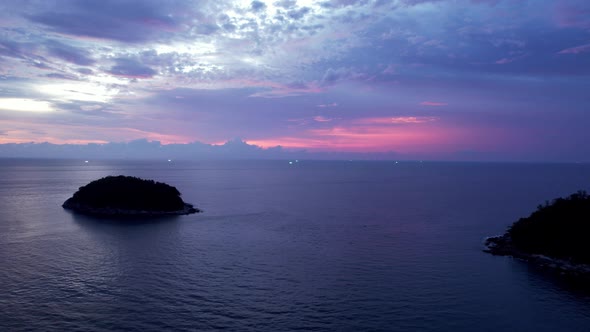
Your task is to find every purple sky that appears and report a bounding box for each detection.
[0,0,589,161]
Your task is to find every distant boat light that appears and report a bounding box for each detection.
[84,160,89,163]
[289,161,293,164]
[168,159,172,162]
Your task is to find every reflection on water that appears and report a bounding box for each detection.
[512,258,590,298]
[68,210,183,225]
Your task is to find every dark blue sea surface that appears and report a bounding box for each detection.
[1,159,589,331]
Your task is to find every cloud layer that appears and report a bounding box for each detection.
[0,0,589,161]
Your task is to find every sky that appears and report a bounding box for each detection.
[0,0,589,161]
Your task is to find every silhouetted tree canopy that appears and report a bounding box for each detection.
[507,191,590,264]
[64,175,191,212]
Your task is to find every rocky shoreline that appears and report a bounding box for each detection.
[484,235,590,277]
[63,199,200,216]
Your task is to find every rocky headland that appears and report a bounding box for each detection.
[484,191,590,276]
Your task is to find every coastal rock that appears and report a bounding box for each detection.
[484,191,590,276]
[484,235,590,276]
[63,175,200,216]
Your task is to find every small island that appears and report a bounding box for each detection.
[63,175,200,216]
[484,190,590,275]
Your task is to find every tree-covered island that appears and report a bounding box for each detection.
[63,175,200,216]
[485,191,590,275]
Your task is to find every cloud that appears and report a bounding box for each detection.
[0,39,36,59]
[495,58,515,64]
[107,58,157,78]
[558,43,590,55]
[287,7,311,20]
[554,0,590,30]
[0,98,55,112]
[76,68,93,75]
[494,53,527,65]
[420,101,447,107]
[249,81,324,98]
[251,1,267,12]
[293,124,449,152]
[0,0,588,161]
[382,64,396,75]
[45,73,79,80]
[320,0,371,9]
[321,67,368,85]
[316,102,338,108]
[274,0,297,9]
[27,0,191,43]
[44,40,95,66]
[313,116,332,122]
[0,138,289,159]
[355,116,438,125]
[0,39,50,71]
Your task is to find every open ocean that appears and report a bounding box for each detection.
[1,159,589,331]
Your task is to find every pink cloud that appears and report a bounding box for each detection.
[246,114,450,153]
[494,53,527,65]
[313,116,332,122]
[355,116,438,125]
[249,123,461,153]
[495,58,514,64]
[558,43,590,54]
[420,101,447,107]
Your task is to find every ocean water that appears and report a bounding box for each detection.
[1,159,589,331]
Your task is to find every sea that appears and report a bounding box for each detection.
[0,159,589,331]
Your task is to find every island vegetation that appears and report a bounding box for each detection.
[485,190,590,274]
[63,175,199,216]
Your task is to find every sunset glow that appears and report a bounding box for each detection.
[0,0,588,160]
[0,99,54,113]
